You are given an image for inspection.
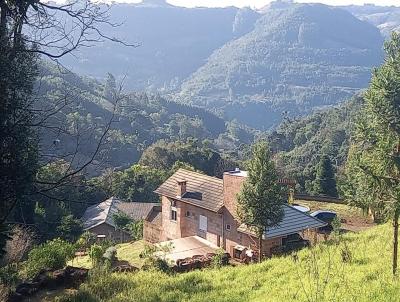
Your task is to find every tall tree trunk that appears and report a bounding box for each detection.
[258,235,262,263]
[393,208,399,276]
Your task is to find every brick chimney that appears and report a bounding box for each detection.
[176,180,187,198]
[223,168,247,218]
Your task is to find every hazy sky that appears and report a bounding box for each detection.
[133,0,400,8]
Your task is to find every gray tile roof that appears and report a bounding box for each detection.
[238,204,327,239]
[82,197,159,230]
[117,202,160,222]
[154,169,224,212]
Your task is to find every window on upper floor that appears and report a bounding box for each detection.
[226,224,231,231]
[171,209,177,221]
[185,210,191,217]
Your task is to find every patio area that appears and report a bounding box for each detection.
[157,236,221,265]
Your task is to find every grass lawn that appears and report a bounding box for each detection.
[68,240,147,269]
[60,224,400,302]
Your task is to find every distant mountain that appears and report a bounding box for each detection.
[176,3,384,129]
[60,3,260,90]
[342,4,400,38]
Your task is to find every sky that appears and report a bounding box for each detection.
[170,1,400,8]
[133,0,400,8]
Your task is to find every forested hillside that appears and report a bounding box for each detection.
[177,3,383,129]
[36,62,255,173]
[269,97,362,193]
[342,4,400,38]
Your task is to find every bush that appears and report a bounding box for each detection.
[103,246,117,265]
[57,215,83,242]
[24,239,75,279]
[210,249,228,269]
[89,244,104,266]
[76,231,96,251]
[127,220,144,241]
[0,263,20,287]
[140,244,172,273]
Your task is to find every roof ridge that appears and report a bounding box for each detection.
[176,168,222,182]
[105,196,118,223]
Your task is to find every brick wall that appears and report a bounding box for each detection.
[143,220,162,243]
[161,196,182,241]
[222,172,246,253]
[179,202,223,247]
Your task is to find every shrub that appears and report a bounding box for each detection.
[210,249,228,269]
[24,239,75,279]
[103,246,117,265]
[127,220,144,241]
[89,244,104,266]
[0,263,20,287]
[140,244,172,273]
[56,215,83,242]
[76,231,96,251]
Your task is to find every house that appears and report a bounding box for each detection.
[143,168,326,261]
[82,196,159,241]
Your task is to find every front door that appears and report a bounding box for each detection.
[198,215,207,238]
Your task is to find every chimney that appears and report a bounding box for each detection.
[176,180,187,198]
[223,169,247,218]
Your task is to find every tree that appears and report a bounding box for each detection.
[104,73,117,101]
[126,220,144,241]
[313,155,338,197]
[345,32,400,275]
[112,212,132,242]
[0,0,133,255]
[56,215,83,242]
[237,141,285,262]
[112,164,166,202]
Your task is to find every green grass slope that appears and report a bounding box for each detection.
[61,224,400,302]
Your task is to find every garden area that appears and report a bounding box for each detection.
[58,223,400,302]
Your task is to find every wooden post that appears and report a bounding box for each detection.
[258,235,262,263]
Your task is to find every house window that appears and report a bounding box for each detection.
[171,209,177,221]
[226,224,231,231]
[185,211,191,217]
[199,215,207,232]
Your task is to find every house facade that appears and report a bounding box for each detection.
[144,169,326,259]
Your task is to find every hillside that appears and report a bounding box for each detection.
[59,1,259,90]
[36,62,251,173]
[60,223,398,302]
[177,3,383,129]
[342,4,400,38]
[268,97,362,193]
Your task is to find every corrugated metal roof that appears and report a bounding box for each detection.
[238,205,327,239]
[82,197,158,230]
[154,169,223,212]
